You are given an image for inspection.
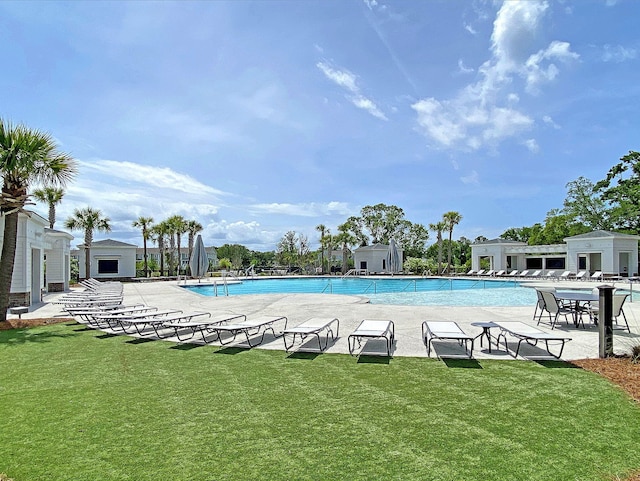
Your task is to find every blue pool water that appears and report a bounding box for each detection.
[183,277,537,307]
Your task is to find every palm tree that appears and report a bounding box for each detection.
[152,222,169,277]
[315,224,327,274]
[132,216,154,278]
[443,211,463,275]
[0,119,77,322]
[186,220,203,259]
[335,222,357,275]
[64,207,111,280]
[33,186,65,229]
[166,215,187,275]
[429,221,446,275]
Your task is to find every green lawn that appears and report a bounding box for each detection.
[1,322,639,481]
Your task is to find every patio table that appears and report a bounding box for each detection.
[555,291,598,327]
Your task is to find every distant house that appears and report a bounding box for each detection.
[72,239,137,280]
[470,230,639,276]
[0,211,73,306]
[353,243,404,274]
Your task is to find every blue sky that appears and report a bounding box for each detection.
[2,0,639,250]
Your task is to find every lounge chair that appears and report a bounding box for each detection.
[495,270,506,277]
[518,270,530,278]
[493,321,572,358]
[559,271,574,280]
[506,270,519,277]
[529,270,542,278]
[590,271,603,281]
[421,321,474,358]
[207,316,289,348]
[481,269,495,277]
[545,270,556,280]
[101,309,185,334]
[475,269,485,276]
[348,319,395,357]
[282,317,340,352]
[163,313,247,342]
[576,271,589,281]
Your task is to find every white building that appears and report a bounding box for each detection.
[73,239,137,280]
[0,211,73,306]
[471,230,639,276]
[353,243,404,274]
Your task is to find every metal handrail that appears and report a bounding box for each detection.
[362,281,377,294]
[402,280,417,292]
[321,281,333,294]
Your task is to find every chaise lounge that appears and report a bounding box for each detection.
[282,317,340,352]
[422,321,474,358]
[348,319,395,357]
[493,321,572,358]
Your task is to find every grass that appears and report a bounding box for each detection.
[1,323,640,481]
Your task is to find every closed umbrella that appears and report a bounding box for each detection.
[386,239,401,275]
[189,235,209,282]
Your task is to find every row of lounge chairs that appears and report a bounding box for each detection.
[466,269,604,280]
[59,279,573,360]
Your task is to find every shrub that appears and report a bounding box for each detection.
[631,343,640,364]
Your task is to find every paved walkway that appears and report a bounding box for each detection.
[13,278,640,361]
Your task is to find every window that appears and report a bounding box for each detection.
[545,257,566,269]
[578,256,587,270]
[98,259,119,274]
[525,258,543,269]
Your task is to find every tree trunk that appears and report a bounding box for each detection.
[84,231,92,281]
[447,230,453,275]
[143,237,148,278]
[48,204,55,229]
[0,212,19,322]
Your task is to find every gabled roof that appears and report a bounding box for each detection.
[564,230,640,241]
[79,239,138,248]
[354,243,401,251]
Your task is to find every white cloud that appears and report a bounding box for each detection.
[248,201,352,217]
[460,170,480,185]
[543,115,561,129]
[464,23,477,35]
[317,61,388,120]
[523,138,539,153]
[457,59,474,74]
[412,0,576,152]
[602,44,637,63]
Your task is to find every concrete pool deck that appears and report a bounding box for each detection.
[14,278,640,361]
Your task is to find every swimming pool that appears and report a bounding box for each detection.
[183,277,538,307]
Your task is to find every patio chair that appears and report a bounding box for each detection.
[348,319,395,357]
[475,269,485,276]
[163,313,247,342]
[538,290,575,329]
[493,321,572,358]
[587,293,630,332]
[533,288,555,322]
[529,270,542,278]
[421,321,474,358]
[506,270,519,277]
[518,270,530,278]
[559,271,574,280]
[481,269,495,277]
[545,270,556,280]
[495,270,506,277]
[282,317,340,352]
[590,271,603,281]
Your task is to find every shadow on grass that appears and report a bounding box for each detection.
[213,346,248,355]
[442,358,482,369]
[170,343,204,351]
[357,355,391,365]
[536,360,580,369]
[286,351,321,360]
[0,328,78,346]
[127,338,155,345]
[95,333,119,340]
[73,326,95,332]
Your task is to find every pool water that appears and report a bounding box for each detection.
[183,277,537,307]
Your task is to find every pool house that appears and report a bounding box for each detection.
[470,230,640,276]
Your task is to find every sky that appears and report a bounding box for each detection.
[2,0,639,251]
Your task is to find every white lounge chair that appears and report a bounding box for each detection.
[559,271,574,280]
[348,319,395,357]
[493,321,572,359]
[208,316,289,348]
[421,321,474,358]
[282,317,340,352]
[475,269,486,276]
[529,270,542,278]
[482,269,495,277]
[590,271,603,281]
[545,270,556,280]
[576,271,589,280]
[519,270,530,278]
[506,270,519,277]
[163,313,247,342]
[495,270,506,277]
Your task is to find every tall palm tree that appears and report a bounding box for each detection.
[64,207,111,280]
[33,186,65,229]
[152,222,169,277]
[429,221,446,275]
[315,224,327,274]
[132,216,154,278]
[0,119,77,322]
[166,215,187,275]
[186,220,203,259]
[335,222,357,275]
[443,211,463,275]
[186,220,203,276]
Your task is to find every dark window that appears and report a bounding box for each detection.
[525,258,543,269]
[98,259,118,274]
[360,261,367,270]
[545,258,565,269]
